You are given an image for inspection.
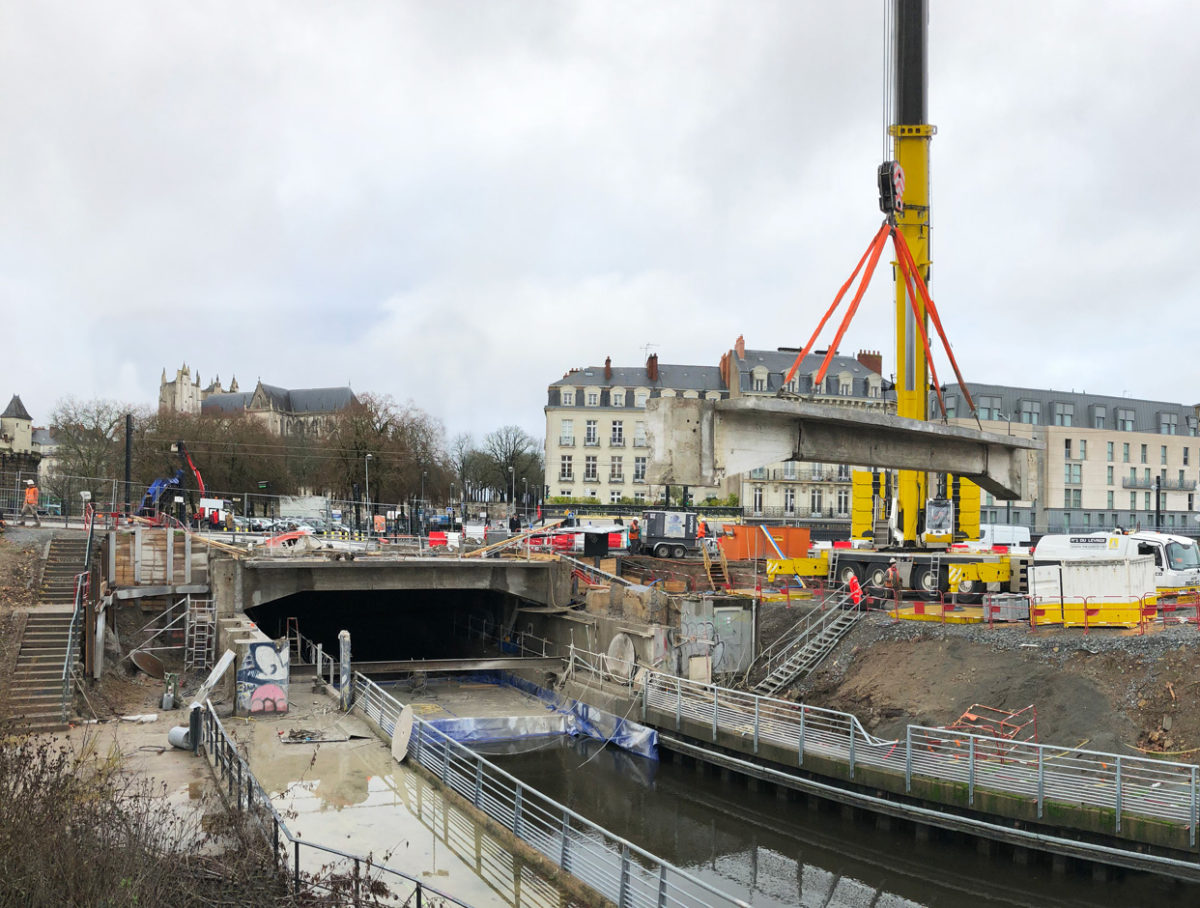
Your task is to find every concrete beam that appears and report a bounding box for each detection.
[645,397,1042,499]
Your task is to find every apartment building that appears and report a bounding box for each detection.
[543,337,890,518]
[943,384,1200,534]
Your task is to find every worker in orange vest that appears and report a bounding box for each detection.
[21,480,41,528]
[628,518,640,555]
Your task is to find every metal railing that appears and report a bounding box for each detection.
[60,508,96,722]
[353,673,749,908]
[198,700,471,906]
[642,671,1200,847]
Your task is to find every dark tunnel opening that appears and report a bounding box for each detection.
[245,588,514,661]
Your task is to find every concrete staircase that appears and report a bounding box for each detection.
[38,534,89,606]
[751,594,864,698]
[7,609,79,732]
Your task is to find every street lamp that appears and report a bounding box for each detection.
[508,465,515,512]
[364,453,373,534]
[522,478,528,522]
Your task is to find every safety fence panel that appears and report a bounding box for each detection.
[641,669,1200,846]
[354,673,750,908]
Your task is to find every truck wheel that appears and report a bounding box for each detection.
[868,566,888,588]
[913,565,940,597]
[837,562,864,585]
[654,544,671,558]
[672,544,687,559]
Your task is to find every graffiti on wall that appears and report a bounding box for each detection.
[236,641,289,714]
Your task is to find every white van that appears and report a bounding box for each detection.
[978,524,1031,548]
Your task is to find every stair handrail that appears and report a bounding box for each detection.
[61,570,87,723]
[743,588,853,685]
[59,516,97,724]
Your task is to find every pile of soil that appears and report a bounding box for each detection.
[760,600,1200,759]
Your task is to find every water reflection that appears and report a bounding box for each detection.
[489,736,1200,907]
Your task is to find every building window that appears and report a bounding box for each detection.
[1117,408,1135,431]
[585,420,598,446]
[837,464,851,481]
[1129,467,1137,483]
[634,421,647,446]
[1141,444,1148,464]
[978,396,1002,420]
[784,488,795,514]
[610,456,623,482]
[1063,489,1081,508]
[634,492,646,504]
[753,486,763,514]
[1186,448,1191,466]
[810,488,824,515]
[783,461,797,480]
[584,456,597,481]
[1093,407,1106,429]
[1107,491,1114,509]
[1064,463,1081,484]
[1123,443,1130,463]
[1107,466,1113,485]
[559,419,575,446]
[1053,402,1074,426]
[839,380,851,396]
[1107,441,1114,462]
[1130,492,1137,510]
[610,491,622,504]
[559,456,573,480]
[1079,440,1087,459]
[750,467,767,480]
[634,457,646,482]
[562,390,575,406]
[1162,445,1168,465]
[945,397,956,418]
[611,421,624,446]
[1145,492,1151,510]
[837,488,850,516]
[1018,400,1041,424]
[753,377,766,391]
[587,391,598,406]
[612,391,625,408]
[635,391,648,407]
[1161,413,1179,435]
[1064,439,1072,459]
[1144,468,1151,484]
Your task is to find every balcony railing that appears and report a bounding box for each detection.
[609,475,624,484]
[584,438,599,447]
[609,437,625,447]
[558,474,574,482]
[1121,477,1197,491]
[558,437,575,446]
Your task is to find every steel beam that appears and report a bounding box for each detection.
[343,656,563,674]
[645,396,1040,500]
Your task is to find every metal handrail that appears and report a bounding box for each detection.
[353,673,750,908]
[60,511,97,723]
[199,700,472,906]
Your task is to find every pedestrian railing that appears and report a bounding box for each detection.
[642,671,1200,847]
[198,700,472,906]
[353,673,750,908]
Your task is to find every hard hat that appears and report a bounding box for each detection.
[888,557,897,564]
[24,480,33,485]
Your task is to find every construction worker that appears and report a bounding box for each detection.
[885,557,902,601]
[20,480,41,527]
[628,518,640,555]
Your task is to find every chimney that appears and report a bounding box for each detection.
[734,334,745,359]
[646,353,659,382]
[857,349,882,375]
[604,356,612,381]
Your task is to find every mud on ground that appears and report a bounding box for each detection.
[760,600,1200,759]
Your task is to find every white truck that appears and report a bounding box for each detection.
[1033,531,1200,601]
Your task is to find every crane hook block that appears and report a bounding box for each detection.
[877,161,905,215]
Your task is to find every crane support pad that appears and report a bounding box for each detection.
[646,396,1040,500]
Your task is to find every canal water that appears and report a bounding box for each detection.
[484,736,1200,907]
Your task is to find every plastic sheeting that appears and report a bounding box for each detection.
[425,673,659,760]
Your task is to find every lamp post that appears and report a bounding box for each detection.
[522,478,528,523]
[364,453,373,534]
[420,470,427,534]
[508,465,515,514]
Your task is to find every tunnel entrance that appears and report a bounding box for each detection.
[246,588,518,662]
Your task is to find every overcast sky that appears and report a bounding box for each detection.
[4,2,1197,445]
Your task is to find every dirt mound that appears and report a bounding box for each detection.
[762,602,1200,759]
